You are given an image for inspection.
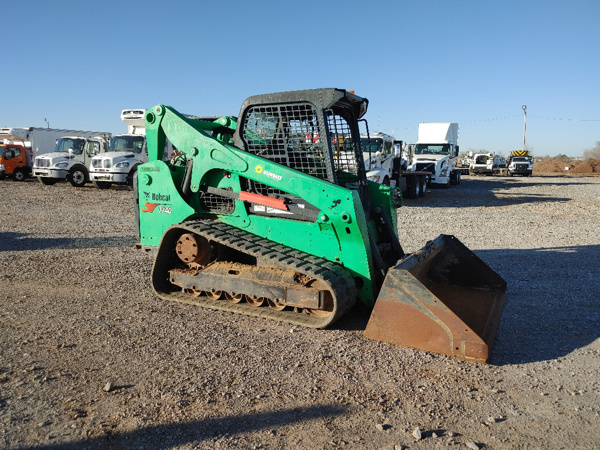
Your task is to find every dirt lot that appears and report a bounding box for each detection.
[1,175,599,449]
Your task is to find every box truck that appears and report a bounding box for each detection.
[0,127,91,181]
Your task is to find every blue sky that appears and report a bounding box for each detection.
[2,0,598,157]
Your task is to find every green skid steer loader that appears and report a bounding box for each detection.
[135,88,506,363]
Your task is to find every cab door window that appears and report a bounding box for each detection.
[5,147,21,159]
[86,141,100,156]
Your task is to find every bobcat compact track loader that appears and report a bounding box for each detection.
[135,88,506,363]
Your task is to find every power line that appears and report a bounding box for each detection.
[461,115,521,124]
[529,115,600,122]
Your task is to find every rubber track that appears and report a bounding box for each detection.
[152,219,358,328]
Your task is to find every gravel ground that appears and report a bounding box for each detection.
[1,175,599,450]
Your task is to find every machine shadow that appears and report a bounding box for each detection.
[472,244,599,365]
[19,404,346,450]
[405,176,590,208]
[0,232,136,252]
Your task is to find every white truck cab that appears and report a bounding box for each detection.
[89,109,147,189]
[408,122,460,187]
[361,132,395,185]
[33,133,111,186]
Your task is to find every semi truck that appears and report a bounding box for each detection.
[406,122,461,187]
[0,127,91,181]
[89,109,147,189]
[33,132,112,186]
[361,132,429,199]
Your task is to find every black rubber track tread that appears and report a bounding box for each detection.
[151,219,358,328]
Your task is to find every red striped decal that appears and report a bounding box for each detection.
[239,191,288,211]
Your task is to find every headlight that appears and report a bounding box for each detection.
[440,168,448,177]
[367,175,380,183]
[55,162,69,168]
[0,164,4,170]
[115,161,130,168]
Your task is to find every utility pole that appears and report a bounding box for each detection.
[44,118,49,129]
[522,105,527,152]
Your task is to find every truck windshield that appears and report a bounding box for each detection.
[109,135,145,153]
[415,144,450,155]
[360,138,383,153]
[55,138,86,155]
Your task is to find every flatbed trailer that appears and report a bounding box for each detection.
[391,157,431,199]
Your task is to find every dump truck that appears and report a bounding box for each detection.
[90,109,147,189]
[407,122,461,187]
[135,89,506,363]
[0,127,88,180]
[33,132,112,186]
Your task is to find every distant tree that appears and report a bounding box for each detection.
[554,154,570,161]
[582,141,600,160]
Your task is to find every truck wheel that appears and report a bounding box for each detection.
[12,168,26,182]
[68,168,87,187]
[408,177,420,199]
[93,181,112,189]
[38,177,58,186]
[419,176,427,197]
[456,172,461,184]
[126,168,138,191]
[382,176,390,186]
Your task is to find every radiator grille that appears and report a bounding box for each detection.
[92,159,111,169]
[415,162,435,173]
[35,158,50,168]
[199,190,235,214]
